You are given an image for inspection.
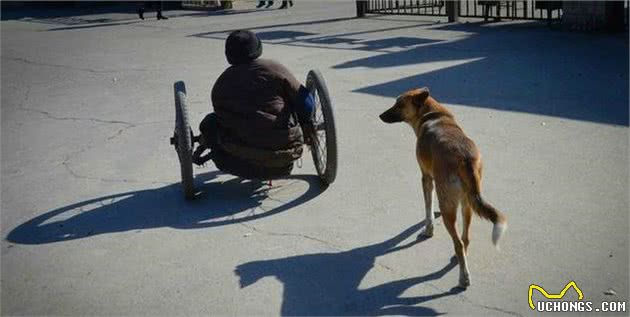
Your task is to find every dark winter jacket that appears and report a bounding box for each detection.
[211,58,304,178]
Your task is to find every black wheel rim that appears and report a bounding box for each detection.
[311,87,327,175]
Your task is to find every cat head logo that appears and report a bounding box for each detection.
[528,281,584,310]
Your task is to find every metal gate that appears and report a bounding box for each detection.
[363,0,562,22]
[459,1,561,21]
[364,0,447,16]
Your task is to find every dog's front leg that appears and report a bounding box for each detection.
[421,173,435,237]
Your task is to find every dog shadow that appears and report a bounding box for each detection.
[6,171,324,244]
[235,217,464,316]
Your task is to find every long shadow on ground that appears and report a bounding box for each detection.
[2,2,253,30]
[337,22,629,126]
[6,171,324,244]
[1,2,140,23]
[191,19,628,125]
[235,219,462,316]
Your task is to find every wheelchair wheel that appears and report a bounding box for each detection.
[306,69,338,185]
[172,81,195,199]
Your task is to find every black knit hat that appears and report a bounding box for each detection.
[225,30,262,65]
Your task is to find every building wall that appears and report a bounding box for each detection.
[562,1,627,31]
[562,1,606,30]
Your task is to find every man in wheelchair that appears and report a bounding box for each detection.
[193,30,316,180]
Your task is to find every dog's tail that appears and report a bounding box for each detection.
[458,159,507,249]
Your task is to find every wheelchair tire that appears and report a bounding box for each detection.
[173,81,195,199]
[306,69,338,185]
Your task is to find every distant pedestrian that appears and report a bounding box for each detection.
[137,1,168,20]
[256,0,292,9]
[278,0,293,9]
[256,1,274,8]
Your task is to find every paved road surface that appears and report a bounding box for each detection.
[2,1,628,315]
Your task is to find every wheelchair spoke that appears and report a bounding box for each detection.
[316,131,327,166]
[309,87,327,173]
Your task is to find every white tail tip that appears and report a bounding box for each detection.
[492,222,507,250]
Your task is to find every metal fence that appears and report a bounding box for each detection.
[363,0,562,21]
[358,0,629,30]
[181,1,222,9]
[365,0,447,16]
[459,1,561,21]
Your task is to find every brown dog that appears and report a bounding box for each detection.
[379,87,507,288]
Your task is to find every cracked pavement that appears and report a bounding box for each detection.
[1,1,628,316]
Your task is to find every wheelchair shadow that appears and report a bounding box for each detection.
[6,171,324,245]
[235,220,463,316]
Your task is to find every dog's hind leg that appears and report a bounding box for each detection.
[421,173,435,237]
[461,197,473,253]
[438,189,470,288]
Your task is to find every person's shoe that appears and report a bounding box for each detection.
[256,1,265,8]
[289,1,293,7]
[137,8,145,20]
[157,14,168,20]
[278,3,287,9]
[265,1,274,8]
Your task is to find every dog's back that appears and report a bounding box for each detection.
[416,108,478,178]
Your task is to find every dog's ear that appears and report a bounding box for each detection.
[412,87,430,106]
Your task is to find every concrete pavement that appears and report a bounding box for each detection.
[1,1,628,315]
